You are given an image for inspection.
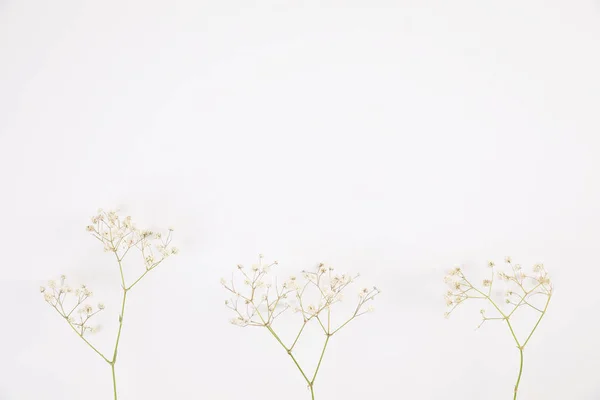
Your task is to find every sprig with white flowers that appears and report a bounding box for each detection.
[443,257,553,400]
[41,209,179,400]
[221,254,380,400]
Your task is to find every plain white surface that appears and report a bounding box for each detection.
[1,1,600,399]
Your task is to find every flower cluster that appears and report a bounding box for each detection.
[221,255,380,331]
[86,209,178,270]
[443,257,553,399]
[41,275,105,336]
[443,257,553,327]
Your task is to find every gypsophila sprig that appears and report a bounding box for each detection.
[221,254,380,400]
[41,209,179,400]
[42,276,104,336]
[443,257,553,400]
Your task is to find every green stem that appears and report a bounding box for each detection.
[513,347,524,400]
[505,319,520,348]
[111,362,117,400]
[110,253,129,400]
[110,288,128,400]
[112,289,128,364]
[514,293,551,399]
[311,335,330,386]
[65,318,111,363]
[523,295,551,348]
[265,325,311,385]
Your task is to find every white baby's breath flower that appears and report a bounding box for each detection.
[43,208,179,393]
[444,256,553,397]
[222,253,380,395]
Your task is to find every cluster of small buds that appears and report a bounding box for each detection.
[221,256,380,332]
[221,254,281,327]
[443,257,553,326]
[86,209,178,268]
[41,275,104,336]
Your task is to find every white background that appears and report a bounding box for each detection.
[1,1,600,399]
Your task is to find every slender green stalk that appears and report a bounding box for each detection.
[523,295,551,348]
[265,321,311,387]
[110,286,128,400]
[312,335,329,386]
[260,308,330,398]
[264,325,330,399]
[513,347,524,400]
[111,363,118,400]
[64,317,111,363]
[512,292,551,399]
